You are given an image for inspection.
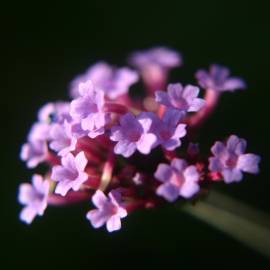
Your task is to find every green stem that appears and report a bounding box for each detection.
[181,191,270,259]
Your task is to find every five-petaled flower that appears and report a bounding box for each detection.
[110,112,157,157]
[209,135,260,183]
[51,152,88,196]
[149,109,187,150]
[18,174,50,224]
[86,190,127,232]
[155,158,200,202]
[70,80,110,138]
[155,83,205,113]
[49,121,77,157]
[195,64,246,92]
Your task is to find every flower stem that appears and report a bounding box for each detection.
[187,89,220,128]
[99,149,115,191]
[181,190,270,259]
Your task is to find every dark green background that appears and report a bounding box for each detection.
[2,0,270,268]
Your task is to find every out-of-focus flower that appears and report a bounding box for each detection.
[155,83,205,113]
[18,175,50,224]
[20,141,48,168]
[209,135,260,183]
[129,47,182,93]
[129,47,182,71]
[110,112,157,157]
[195,64,246,92]
[155,158,200,202]
[86,190,127,232]
[70,62,138,99]
[51,152,88,196]
[38,102,72,124]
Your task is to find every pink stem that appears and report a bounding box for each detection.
[104,103,128,115]
[99,149,116,191]
[187,89,220,128]
[48,191,92,206]
[46,152,61,166]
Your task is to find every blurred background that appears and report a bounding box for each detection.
[2,0,270,268]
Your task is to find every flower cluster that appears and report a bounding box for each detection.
[18,47,261,232]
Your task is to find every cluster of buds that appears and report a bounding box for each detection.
[18,47,261,232]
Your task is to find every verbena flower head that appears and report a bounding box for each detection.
[155,83,205,113]
[155,158,200,202]
[70,80,110,138]
[51,152,88,196]
[18,175,50,224]
[70,62,139,99]
[18,46,261,233]
[209,135,260,183]
[195,64,246,92]
[86,190,127,232]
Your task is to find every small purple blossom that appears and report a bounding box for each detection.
[38,102,72,124]
[195,64,246,92]
[155,83,205,113]
[129,47,182,92]
[150,110,187,150]
[70,80,110,138]
[110,112,157,158]
[86,190,127,232]
[27,122,51,142]
[154,158,200,202]
[20,122,51,168]
[49,121,77,156]
[20,140,48,168]
[129,47,182,70]
[18,174,50,224]
[209,135,260,183]
[51,152,88,196]
[70,62,138,99]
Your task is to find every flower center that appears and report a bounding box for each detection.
[171,172,184,187]
[172,98,188,110]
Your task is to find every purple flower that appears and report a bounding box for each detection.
[155,83,205,113]
[129,47,182,92]
[51,152,88,196]
[209,135,260,183]
[150,110,187,150]
[20,122,51,168]
[38,102,72,124]
[129,47,182,70]
[49,121,77,156]
[86,190,127,232]
[70,80,110,138]
[70,62,138,99]
[195,64,246,92]
[27,122,51,142]
[18,174,50,224]
[110,112,157,158]
[20,140,48,168]
[154,158,200,202]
